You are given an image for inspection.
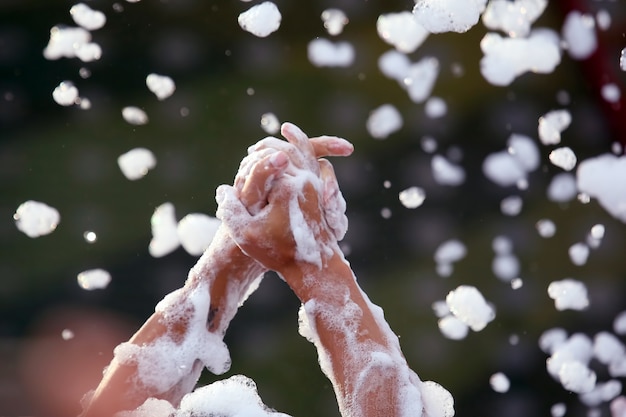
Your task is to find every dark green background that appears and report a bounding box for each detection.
[1,1,626,416]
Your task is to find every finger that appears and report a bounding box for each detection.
[281,122,319,173]
[247,136,306,170]
[240,152,289,215]
[235,148,278,192]
[310,136,354,158]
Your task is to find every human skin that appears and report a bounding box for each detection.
[80,128,353,417]
[218,123,426,417]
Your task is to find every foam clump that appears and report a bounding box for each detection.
[146,74,175,100]
[420,380,455,417]
[580,380,623,407]
[399,186,426,209]
[377,12,428,53]
[594,332,626,366]
[614,311,626,335]
[568,242,589,266]
[539,327,568,354]
[551,402,567,417]
[562,11,597,60]
[547,173,577,202]
[413,0,487,33]
[545,333,596,393]
[14,200,60,238]
[500,195,522,216]
[602,83,621,104]
[446,285,495,332]
[307,38,355,68]
[434,239,467,277]
[321,8,348,36]
[378,52,439,103]
[432,155,465,186]
[621,48,626,71]
[558,361,596,394]
[483,133,539,187]
[177,213,221,256]
[77,268,111,290]
[547,278,589,311]
[482,0,547,38]
[175,375,291,417]
[122,106,149,125]
[117,148,156,180]
[536,219,556,238]
[70,3,106,31]
[489,372,510,393]
[425,97,447,118]
[43,26,102,62]
[577,154,626,223]
[149,203,180,257]
[438,315,469,340]
[611,396,626,417]
[587,224,605,248]
[549,147,577,171]
[52,81,79,106]
[238,2,282,38]
[260,112,280,134]
[480,29,561,86]
[366,104,403,139]
[116,398,175,417]
[538,109,571,145]
[378,50,411,81]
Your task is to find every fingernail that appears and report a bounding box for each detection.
[269,151,288,168]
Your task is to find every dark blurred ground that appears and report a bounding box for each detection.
[1,1,626,416]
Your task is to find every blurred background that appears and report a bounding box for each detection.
[1,0,626,416]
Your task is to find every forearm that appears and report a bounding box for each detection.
[287,251,421,417]
[81,225,265,417]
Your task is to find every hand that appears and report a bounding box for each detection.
[216,122,353,275]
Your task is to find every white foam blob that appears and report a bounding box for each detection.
[116,398,175,417]
[52,81,79,106]
[260,112,280,134]
[601,83,621,103]
[421,136,438,153]
[238,2,281,37]
[149,202,180,257]
[577,154,626,223]
[420,380,455,417]
[14,200,61,238]
[413,0,487,33]
[539,327,568,354]
[593,332,626,365]
[538,109,572,145]
[596,9,611,31]
[70,3,107,31]
[435,239,467,265]
[489,372,510,393]
[307,38,355,68]
[377,12,428,53]
[493,254,520,282]
[432,300,451,318]
[117,148,156,180]
[122,106,149,125]
[425,97,447,118]
[146,73,176,100]
[43,26,101,62]
[580,380,622,407]
[403,57,439,103]
[77,268,111,290]
[568,242,590,266]
[621,48,626,71]
[548,278,589,311]
[482,0,547,38]
[558,361,596,394]
[549,147,577,171]
[366,104,403,139]
[83,230,97,243]
[61,329,75,340]
[177,213,221,256]
[551,402,566,417]
[398,186,426,209]
[614,311,626,335]
[511,278,523,289]
[438,315,469,340]
[492,235,513,254]
[480,29,561,86]
[483,134,540,187]
[321,8,348,36]
[562,11,597,60]
[508,133,540,171]
[536,219,556,238]
[501,195,523,216]
[378,50,411,81]
[546,173,577,202]
[446,285,495,331]
[431,154,465,186]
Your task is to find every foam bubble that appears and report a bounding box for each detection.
[420,380,455,417]
[432,155,465,186]
[539,327,568,354]
[438,315,469,340]
[489,372,510,393]
[177,213,221,256]
[548,279,589,311]
[562,11,597,60]
[425,97,447,118]
[547,173,577,202]
[260,112,280,134]
[122,106,149,125]
[536,219,556,238]
[377,12,428,53]
[70,3,107,31]
[378,50,411,81]
[596,9,611,31]
[538,109,571,145]
[446,285,495,332]
[43,26,94,61]
[238,2,282,38]
[146,74,176,100]
[493,254,520,282]
[580,380,622,407]
[307,38,355,68]
[61,329,75,340]
[399,186,426,209]
[601,83,621,103]
[551,403,566,417]
[614,311,626,335]
[549,147,577,171]
[52,81,79,106]
[434,239,467,265]
[117,148,156,180]
[77,268,111,290]
[501,195,523,216]
[621,48,626,71]
[149,202,180,257]
[568,242,589,266]
[558,361,596,393]
[403,57,439,103]
[594,332,626,365]
[577,154,626,223]
[413,0,487,33]
[366,104,402,139]
[482,0,547,38]
[14,200,61,238]
[321,8,348,36]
